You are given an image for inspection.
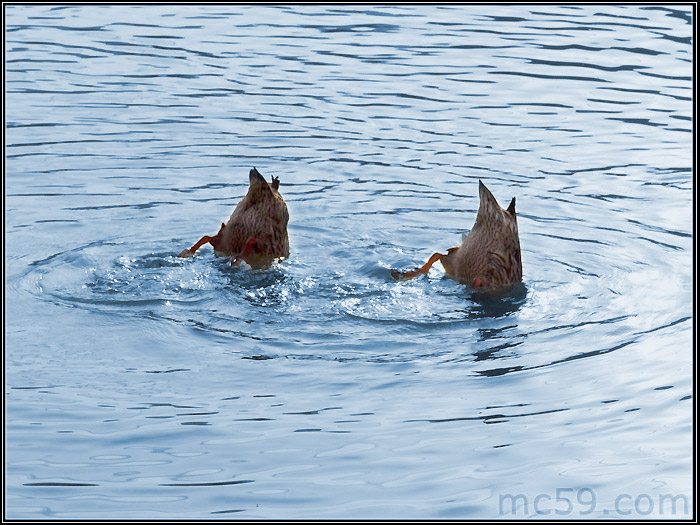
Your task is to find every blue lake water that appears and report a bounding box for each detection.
[4,4,693,519]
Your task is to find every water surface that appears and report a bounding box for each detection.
[5,5,693,519]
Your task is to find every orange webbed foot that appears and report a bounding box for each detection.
[391,252,445,281]
[179,233,218,258]
[391,268,428,281]
[231,237,258,266]
[179,235,216,258]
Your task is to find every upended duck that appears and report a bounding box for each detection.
[392,180,522,291]
[178,168,289,269]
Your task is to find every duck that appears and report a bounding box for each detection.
[178,167,289,269]
[392,180,522,291]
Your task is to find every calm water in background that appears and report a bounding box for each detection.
[4,5,693,519]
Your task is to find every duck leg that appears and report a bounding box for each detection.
[391,252,445,281]
[179,235,215,258]
[179,223,225,258]
[231,237,258,266]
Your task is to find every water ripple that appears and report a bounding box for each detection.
[5,4,692,520]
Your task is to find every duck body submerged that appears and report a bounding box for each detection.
[393,181,522,291]
[179,168,289,269]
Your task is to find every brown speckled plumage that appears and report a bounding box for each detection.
[179,168,289,268]
[392,180,522,291]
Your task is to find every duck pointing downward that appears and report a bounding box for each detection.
[179,168,289,269]
[392,181,522,291]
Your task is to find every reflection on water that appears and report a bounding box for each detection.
[470,283,528,319]
[5,4,692,520]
